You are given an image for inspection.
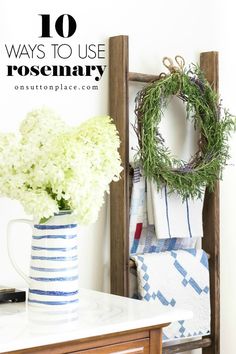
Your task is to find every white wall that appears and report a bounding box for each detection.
[0,1,234,353]
[218,2,236,353]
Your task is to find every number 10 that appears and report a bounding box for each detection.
[39,14,77,38]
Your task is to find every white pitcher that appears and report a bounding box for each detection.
[7,211,79,306]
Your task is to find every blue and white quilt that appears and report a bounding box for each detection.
[131,249,210,341]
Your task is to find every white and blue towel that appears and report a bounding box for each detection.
[131,249,210,341]
[129,167,198,254]
[147,179,204,240]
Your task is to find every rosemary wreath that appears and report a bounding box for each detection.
[135,56,235,199]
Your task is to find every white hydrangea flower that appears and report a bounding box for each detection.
[19,190,59,222]
[20,107,66,141]
[0,109,122,224]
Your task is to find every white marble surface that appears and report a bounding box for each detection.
[0,288,192,353]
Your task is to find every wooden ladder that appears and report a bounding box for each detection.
[109,35,220,354]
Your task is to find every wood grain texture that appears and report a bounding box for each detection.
[129,72,160,83]
[150,329,162,354]
[200,51,220,354]
[4,330,150,354]
[76,338,149,353]
[162,337,212,353]
[109,35,130,296]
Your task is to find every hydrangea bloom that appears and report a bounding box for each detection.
[0,108,122,224]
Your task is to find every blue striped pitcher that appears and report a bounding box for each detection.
[7,211,79,306]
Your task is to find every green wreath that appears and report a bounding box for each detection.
[135,56,235,199]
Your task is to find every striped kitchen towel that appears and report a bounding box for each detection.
[147,180,204,239]
[129,167,197,255]
[131,249,210,341]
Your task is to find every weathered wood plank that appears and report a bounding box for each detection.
[109,35,129,296]
[200,51,220,354]
[163,337,212,353]
[129,71,160,83]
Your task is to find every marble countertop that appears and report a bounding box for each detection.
[0,288,192,353]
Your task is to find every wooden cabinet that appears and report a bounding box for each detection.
[6,328,162,354]
[76,338,149,353]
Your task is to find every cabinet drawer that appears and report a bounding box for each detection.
[74,338,149,353]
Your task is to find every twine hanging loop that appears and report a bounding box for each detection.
[162,55,185,73]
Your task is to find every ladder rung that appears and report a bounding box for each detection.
[129,71,159,83]
[162,337,212,353]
